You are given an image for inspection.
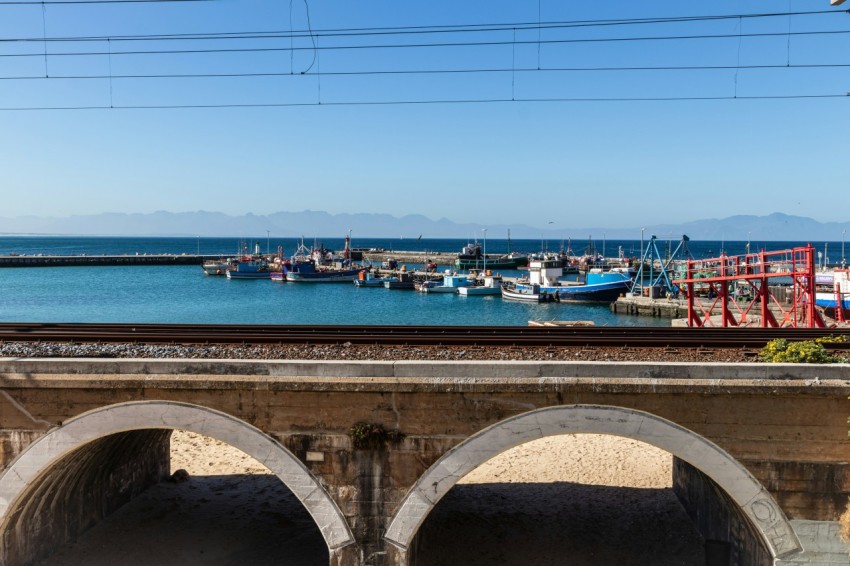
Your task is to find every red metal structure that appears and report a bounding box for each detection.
[673,245,826,328]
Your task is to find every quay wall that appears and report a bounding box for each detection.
[2,360,849,565]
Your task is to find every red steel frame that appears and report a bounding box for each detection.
[672,245,825,328]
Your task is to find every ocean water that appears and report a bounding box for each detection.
[0,236,837,326]
[0,235,832,259]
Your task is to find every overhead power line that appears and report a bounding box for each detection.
[2,62,849,81]
[0,93,847,112]
[0,7,846,111]
[0,8,844,43]
[2,28,849,59]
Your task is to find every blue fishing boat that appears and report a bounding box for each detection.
[515,257,632,303]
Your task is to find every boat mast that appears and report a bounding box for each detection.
[482,228,487,274]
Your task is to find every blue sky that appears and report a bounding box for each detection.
[0,0,847,229]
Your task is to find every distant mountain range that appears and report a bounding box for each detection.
[0,211,847,241]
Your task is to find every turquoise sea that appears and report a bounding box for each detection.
[0,236,836,326]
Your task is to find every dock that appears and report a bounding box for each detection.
[611,295,689,319]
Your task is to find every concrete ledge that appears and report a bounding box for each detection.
[1,359,848,390]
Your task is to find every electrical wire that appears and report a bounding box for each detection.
[0,93,846,111]
[2,28,849,59]
[1,62,848,81]
[0,7,846,111]
[0,8,845,43]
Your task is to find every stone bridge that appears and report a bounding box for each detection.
[1,359,849,565]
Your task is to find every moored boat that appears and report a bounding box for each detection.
[278,236,362,283]
[284,261,361,283]
[519,257,632,303]
[201,259,232,276]
[500,282,556,303]
[454,242,527,271]
[354,270,397,287]
[225,257,271,279]
[420,272,475,294]
[458,274,503,296]
[814,269,850,311]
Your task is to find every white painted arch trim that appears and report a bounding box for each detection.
[0,401,354,551]
[385,404,802,560]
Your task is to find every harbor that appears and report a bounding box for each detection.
[1,235,848,328]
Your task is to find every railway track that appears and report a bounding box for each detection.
[0,323,848,349]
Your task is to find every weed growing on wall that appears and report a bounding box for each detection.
[349,422,404,450]
[758,336,847,364]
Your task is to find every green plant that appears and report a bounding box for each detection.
[759,337,847,364]
[349,422,404,450]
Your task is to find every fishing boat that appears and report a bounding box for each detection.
[282,261,361,283]
[225,257,272,279]
[354,270,397,287]
[201,258,232,276]
[454,237,527,271]
[458,274,503,296]
[814,270,850,311]
[455,244,527,270]
[420,272,475,294]
[500,282,556,303]
[276,236,362,283]
[514,257,632,303]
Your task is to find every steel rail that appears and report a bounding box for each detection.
[0,323,848,349]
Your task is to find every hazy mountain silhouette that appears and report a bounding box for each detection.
[0,210,847,241]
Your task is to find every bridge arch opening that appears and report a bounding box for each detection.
[385,405,801,563]
[0,401,354,564]
[413,433,706,564]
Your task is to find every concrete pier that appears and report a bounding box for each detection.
[612,294,689,319]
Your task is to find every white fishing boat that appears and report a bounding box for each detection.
[201,259,232,276]
[815,269,850,311]
[458,274,503,296]
[500,282,556,303]
[420,272,475,294]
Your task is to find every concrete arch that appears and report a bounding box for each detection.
[0,400,355,552]
[385,404,802,560]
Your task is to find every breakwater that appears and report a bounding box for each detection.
[0,251,468,269]
[0,254,225,267]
